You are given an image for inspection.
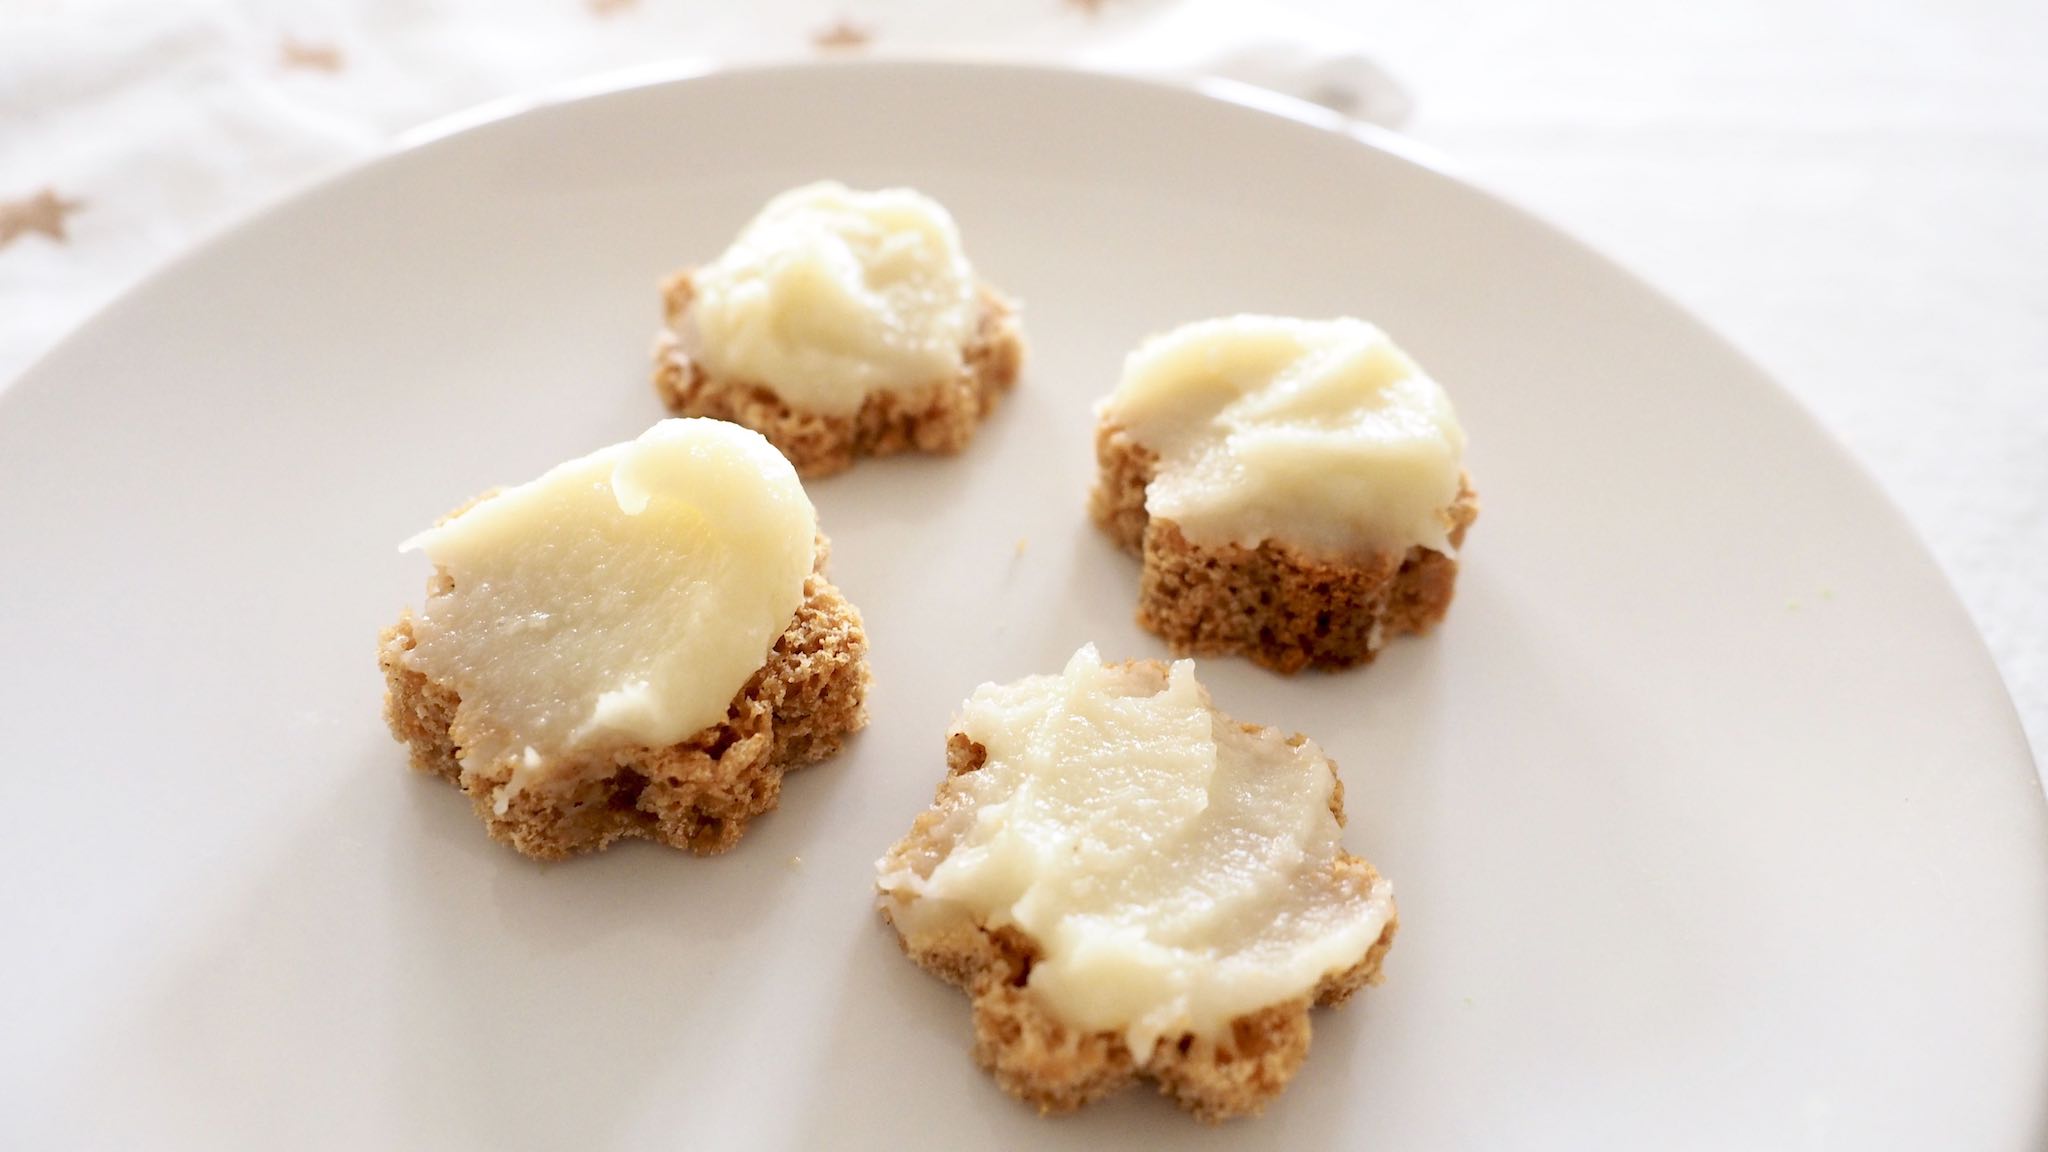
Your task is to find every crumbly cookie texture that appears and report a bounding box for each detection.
[653,274,1024,478]
[380,537,869,861]
[878,676,1398,1123]
[1090,423,1479,674]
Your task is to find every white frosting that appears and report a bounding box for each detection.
[876,645,1394,1061]
[687,181,978,415]
[401,419,817,800]
[1102,315,1467,558]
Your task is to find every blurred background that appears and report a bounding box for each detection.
[3,0,2043,766]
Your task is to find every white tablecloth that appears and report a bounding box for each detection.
[3,0,2042,770]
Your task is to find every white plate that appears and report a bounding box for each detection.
[1,61,2042,1150]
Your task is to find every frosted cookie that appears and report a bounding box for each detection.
[653,181,1025,477]
[379,418,869,860]
[1090,315,1478,673]
[875,645,1397,1122]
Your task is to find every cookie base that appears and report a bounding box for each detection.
[1090,423,1478,674]
[379,548,869,861]
[880,721,1397,1123]
[653,275,1024,478]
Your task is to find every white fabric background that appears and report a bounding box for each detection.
[3,0,2042,770]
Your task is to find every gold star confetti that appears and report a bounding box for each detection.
[279,37,344,72]
[587,0,637,16]
[0,188,86,250]
[812,17,872,51]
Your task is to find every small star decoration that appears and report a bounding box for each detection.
[279,37,345,72]
[0,188,86,250]
[812,17,873,51]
